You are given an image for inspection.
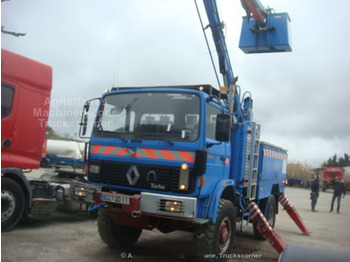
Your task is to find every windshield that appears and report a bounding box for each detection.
[93,91,200,142]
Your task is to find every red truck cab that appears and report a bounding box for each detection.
[1,49,52,169]
[1,49,52,231]
[321,167,345,191]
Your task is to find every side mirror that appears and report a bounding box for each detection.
[215,114,231,142]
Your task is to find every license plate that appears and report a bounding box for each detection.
[100,192,130,205]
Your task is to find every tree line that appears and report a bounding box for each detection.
[322,153,350,168]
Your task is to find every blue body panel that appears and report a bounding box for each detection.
[230,124,249,183]
[256,142,287,200]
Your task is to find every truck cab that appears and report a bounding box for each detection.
[86,85,230,217]
[1,49,52,169]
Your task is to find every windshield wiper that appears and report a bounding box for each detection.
[133,133,174,145]
[158,138,174,146]
[96,129,128,142]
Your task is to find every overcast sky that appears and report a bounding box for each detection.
[2,0,350,166]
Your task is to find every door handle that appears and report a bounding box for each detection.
[2,138,12,148]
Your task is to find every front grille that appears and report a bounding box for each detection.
[88,161,196,194]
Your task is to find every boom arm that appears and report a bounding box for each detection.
[201,0,270,122]
[202,0,234,90]
[240,0,267,28]
[202,0,246,122]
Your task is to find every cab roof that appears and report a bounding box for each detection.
[1,49,52,92]
[111,84,222,97]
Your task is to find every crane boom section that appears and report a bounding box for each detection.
[202,0,234,90]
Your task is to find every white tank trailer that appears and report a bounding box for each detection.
[46,140,84,159]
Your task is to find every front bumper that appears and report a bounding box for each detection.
[96,191,197,219]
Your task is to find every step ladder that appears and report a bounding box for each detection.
[245,122,261,200]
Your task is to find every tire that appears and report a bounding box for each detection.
[194,199,236,261]
[40,158,49,168]
[253,195,276,240]
[1,177,25,231]
[97,211,142,249]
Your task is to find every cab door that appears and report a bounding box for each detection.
[1,82,17,167]
[202,103,230,193]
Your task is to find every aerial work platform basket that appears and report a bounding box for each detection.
[239,12,292,54]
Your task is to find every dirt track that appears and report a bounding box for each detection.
[2,183,350,262]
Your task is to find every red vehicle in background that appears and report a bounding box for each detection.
[321,167,345,191]
[1,49,53,230]
[2,49,96,231]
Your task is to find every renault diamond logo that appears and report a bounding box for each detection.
[126,165,140,186]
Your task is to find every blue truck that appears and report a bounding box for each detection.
[79,0,291,259]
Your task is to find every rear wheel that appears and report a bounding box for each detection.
[194,199,236,261]
[98,211,142,249]
[253,195,276,240]
[2,177,25,231]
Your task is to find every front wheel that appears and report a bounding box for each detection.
[1,177,25,231]
[194,199,236,261]
[253,195,276,240]
[98,211,142,249]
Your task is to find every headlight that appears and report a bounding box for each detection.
[179,163,189,190]
[74,186,86,197]
[160,200,183,213]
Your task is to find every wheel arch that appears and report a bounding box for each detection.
[207,179,236,223]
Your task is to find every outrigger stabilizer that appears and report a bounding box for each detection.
[249,194,310,254]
